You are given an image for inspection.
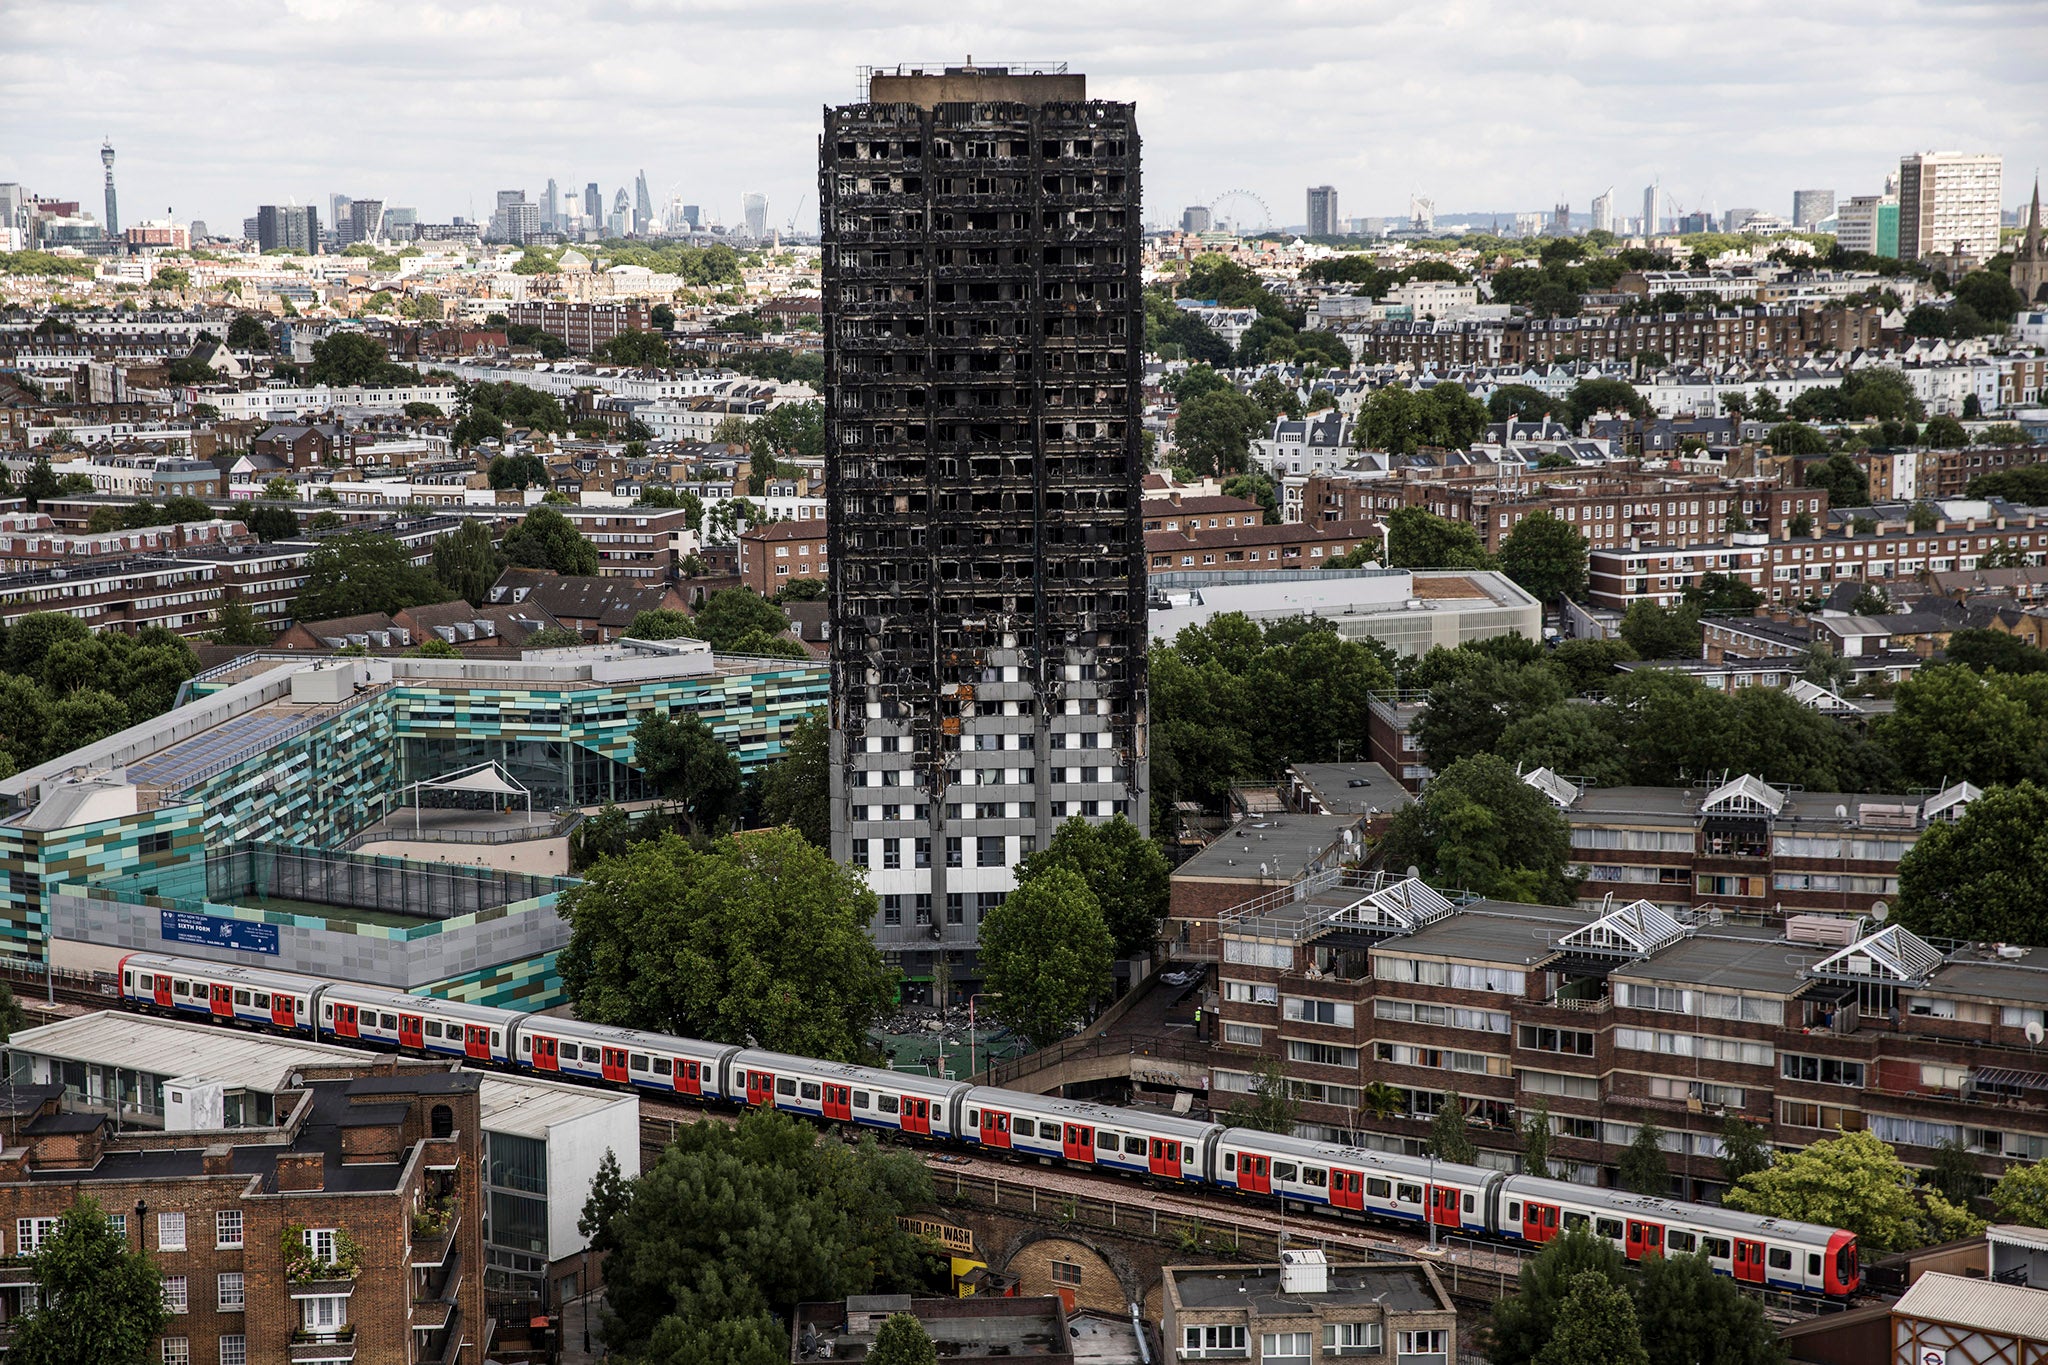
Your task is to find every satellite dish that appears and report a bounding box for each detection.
[1872,900,1889,923]
[1406,865,1422,882]
[2028,1021,2045,1046]
[1835,805,1848,819]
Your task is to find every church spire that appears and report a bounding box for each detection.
[2013,175,2047,305]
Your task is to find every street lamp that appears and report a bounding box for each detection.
[968,993,1002,1078]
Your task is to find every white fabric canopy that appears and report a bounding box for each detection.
[416,762,528,796]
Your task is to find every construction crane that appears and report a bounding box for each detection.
[784,192,809,238]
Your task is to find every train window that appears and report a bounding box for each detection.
[1563,1212,1589,1231]
[776,1078,797,1096]
[1507,1202,1521,1223]
[1703,1237,1731,1260]
[1368,1178,1391,1199]
[381,1014,395,1030]
[1837,1244,1856,1282]
[967,1110,979,1128]
[1225,1153,1236,1172]
[998,1117,1010,1134]
[255,993,270,1008]
[1014,1118,1034,1137]
[854,1091,871,1109]
[1768,1248,1792,1271]
[1273,1162,1298,1182]
[880,1095,900,1114]
[491,1031,502,1047]
[323,1004,332,1020]
[1667,1230,1696,1254]
[584,1047,601,1062]
[629,1055,647,1072]
[1304,1168,1327,1188]
[1397,1183,1422,1204]
[655,1059,672,1076]
[426,1022,443,1038]
[1094,1130,1114,1150]
[801,1082,821,1101]
[1463,1193,1476,1213]
[519,1037,530,1052]
[1124,1136,1145,1154]
[124,972,133,989]
[235,990,250,1006]
[1596,1218,1622,1239]
[174,980,189,996]
[1807,1253,1821,1278]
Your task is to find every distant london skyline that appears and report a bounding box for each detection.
[3,0,2043,237]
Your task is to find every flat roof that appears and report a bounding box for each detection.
[478,1075,635,1138]
[1392,903,1591,967]
[8,1012,364,1092]
[1611,929,1797,995]
[1168,1263,1446,1316]
[1173,814,1361,884]
[1290,762,1414,816]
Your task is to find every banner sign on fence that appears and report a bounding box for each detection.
[160,910,279,956]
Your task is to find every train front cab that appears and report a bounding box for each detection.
[1825,1231,1859,1296]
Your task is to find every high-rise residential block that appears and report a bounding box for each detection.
[1898,151,2003,263]
[1641,182,1662,234]
[1836,194,1899,258]
[1791,188,1836,229]
[255,204,320,253]
[1306,185,1339,237]
[820,63,1147,982]
[1590,189,1612,235]
[349,198,384,245]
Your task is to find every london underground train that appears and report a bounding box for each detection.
[114,952,1858,1296]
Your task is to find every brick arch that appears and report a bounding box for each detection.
[996,1228,1144,1310]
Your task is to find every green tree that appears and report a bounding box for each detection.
[1013,815,1169,959]
[1805,450,1870,506]
[403,400,443,419]
[1719,1115,1773,1188]
[979,866,1115,1047]
[1928,1138,1981,1210]
[1174,387,1268,476]
[1412,650,1571,769]
[1498,512,1588,603]
[429,521,504,605]
[1631,1252,1778,1365]
[8,1194,167,1365]
[1549,638,1637,693]
[1488,384,1554,423]
[225,313,271,351]
[630,711,743,837]
[1946,629,2048,675]
[293,531,451,620]
[500,505,599,576]
[1383,505,1494,568]
[21,456,59,510]
[412,637,461,659]
[487,453,550,490]
[1991,1162,2048,1228]
[1618,599,1702,660]
[1520,1100,1552,1178]
[1428,1092,1476,1163]
[1894,781,2048,943]
[688,588,791,653]
[0,981,24,1043]
[754,710,829,848]
[1564,378,1651,428]
[1487,1227,1630,1365]
[1618,1123,1669,1196]
[5,611,92,676]
[870,1314,940,1365]
[1534,1270,1647,1365]
[1924,414,1968,448]
[1882,666,2048,789]
[1682,572,1762,615]
[206,599,272,645]
[1221,470,1280,524]
[577,1148,633,1256]
[305,331,412,386]
[1377,753,1575,903]
[595,329,674,367]
[241,501,299,542]
[1223,1057,1301,1135]
[1769,422,1830,457]
[595,1110,932,1361]
[559,830,895,1060]
[1724,1128,1983,1253]
[773,577,826,604]
[626,608,697,641]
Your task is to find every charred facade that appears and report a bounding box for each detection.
[821,66,1147,978]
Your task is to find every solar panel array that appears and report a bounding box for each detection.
[128,710,308,789]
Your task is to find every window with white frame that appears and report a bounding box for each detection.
[1261,1331,1312,1361]
[217,1272,244,1311]
[1324,1322,1383,1354]
[215,1210,243,1248]
[157,1212,185,1250]
[217,1336,246,1365]
[1180,1323,1246,1358]
[1398,1329,1448,1355]
[15,1218,57,1254]
[303,1295,348,1332]
[303,1227,338,1265]
[161,1340,190,1365]
[162,1275,188,1314]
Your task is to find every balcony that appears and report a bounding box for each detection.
[289,1326,356,1363]
[410,1205,460,1270]
[413,1248,463,1331]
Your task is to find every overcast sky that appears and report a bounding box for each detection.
[5,0,2045,235]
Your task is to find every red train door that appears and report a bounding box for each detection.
[466,1025,493,1061]
[272,993,296,1029]
[1429,1185,1461,1230]
[152,974,172,1007]
[822,1083,853,1121]
[1524,1202,1559,1244]
[398,1013,424,1049]
[1626,1220,1664,1261]
[331,1003,358,1039]
[1148,1138,1178,1177]
[1734,1239,1765,1284]
[902,1096,931,1136]
[1063,1123,1095,1162]
[746,1070,774,1106]
[980,1108,1011,1149]
[530,1035,558,1071]
[1331,1169,1364,1210]
[675,1059,700,1096]
[209,984,233,1017]
[601,1047,629,1083]
[1237,1153,1270,1193]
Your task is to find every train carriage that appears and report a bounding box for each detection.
[118,954,322,1034]
[729,1052,969,1138]
[314,983,522,1065]
[1498,1176,1858,1295]
[519,1018,737,1101]
[971,1092,1220,1182]
[1219,1130,1499,1234]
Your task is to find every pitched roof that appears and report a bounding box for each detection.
[488,568,676,627]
